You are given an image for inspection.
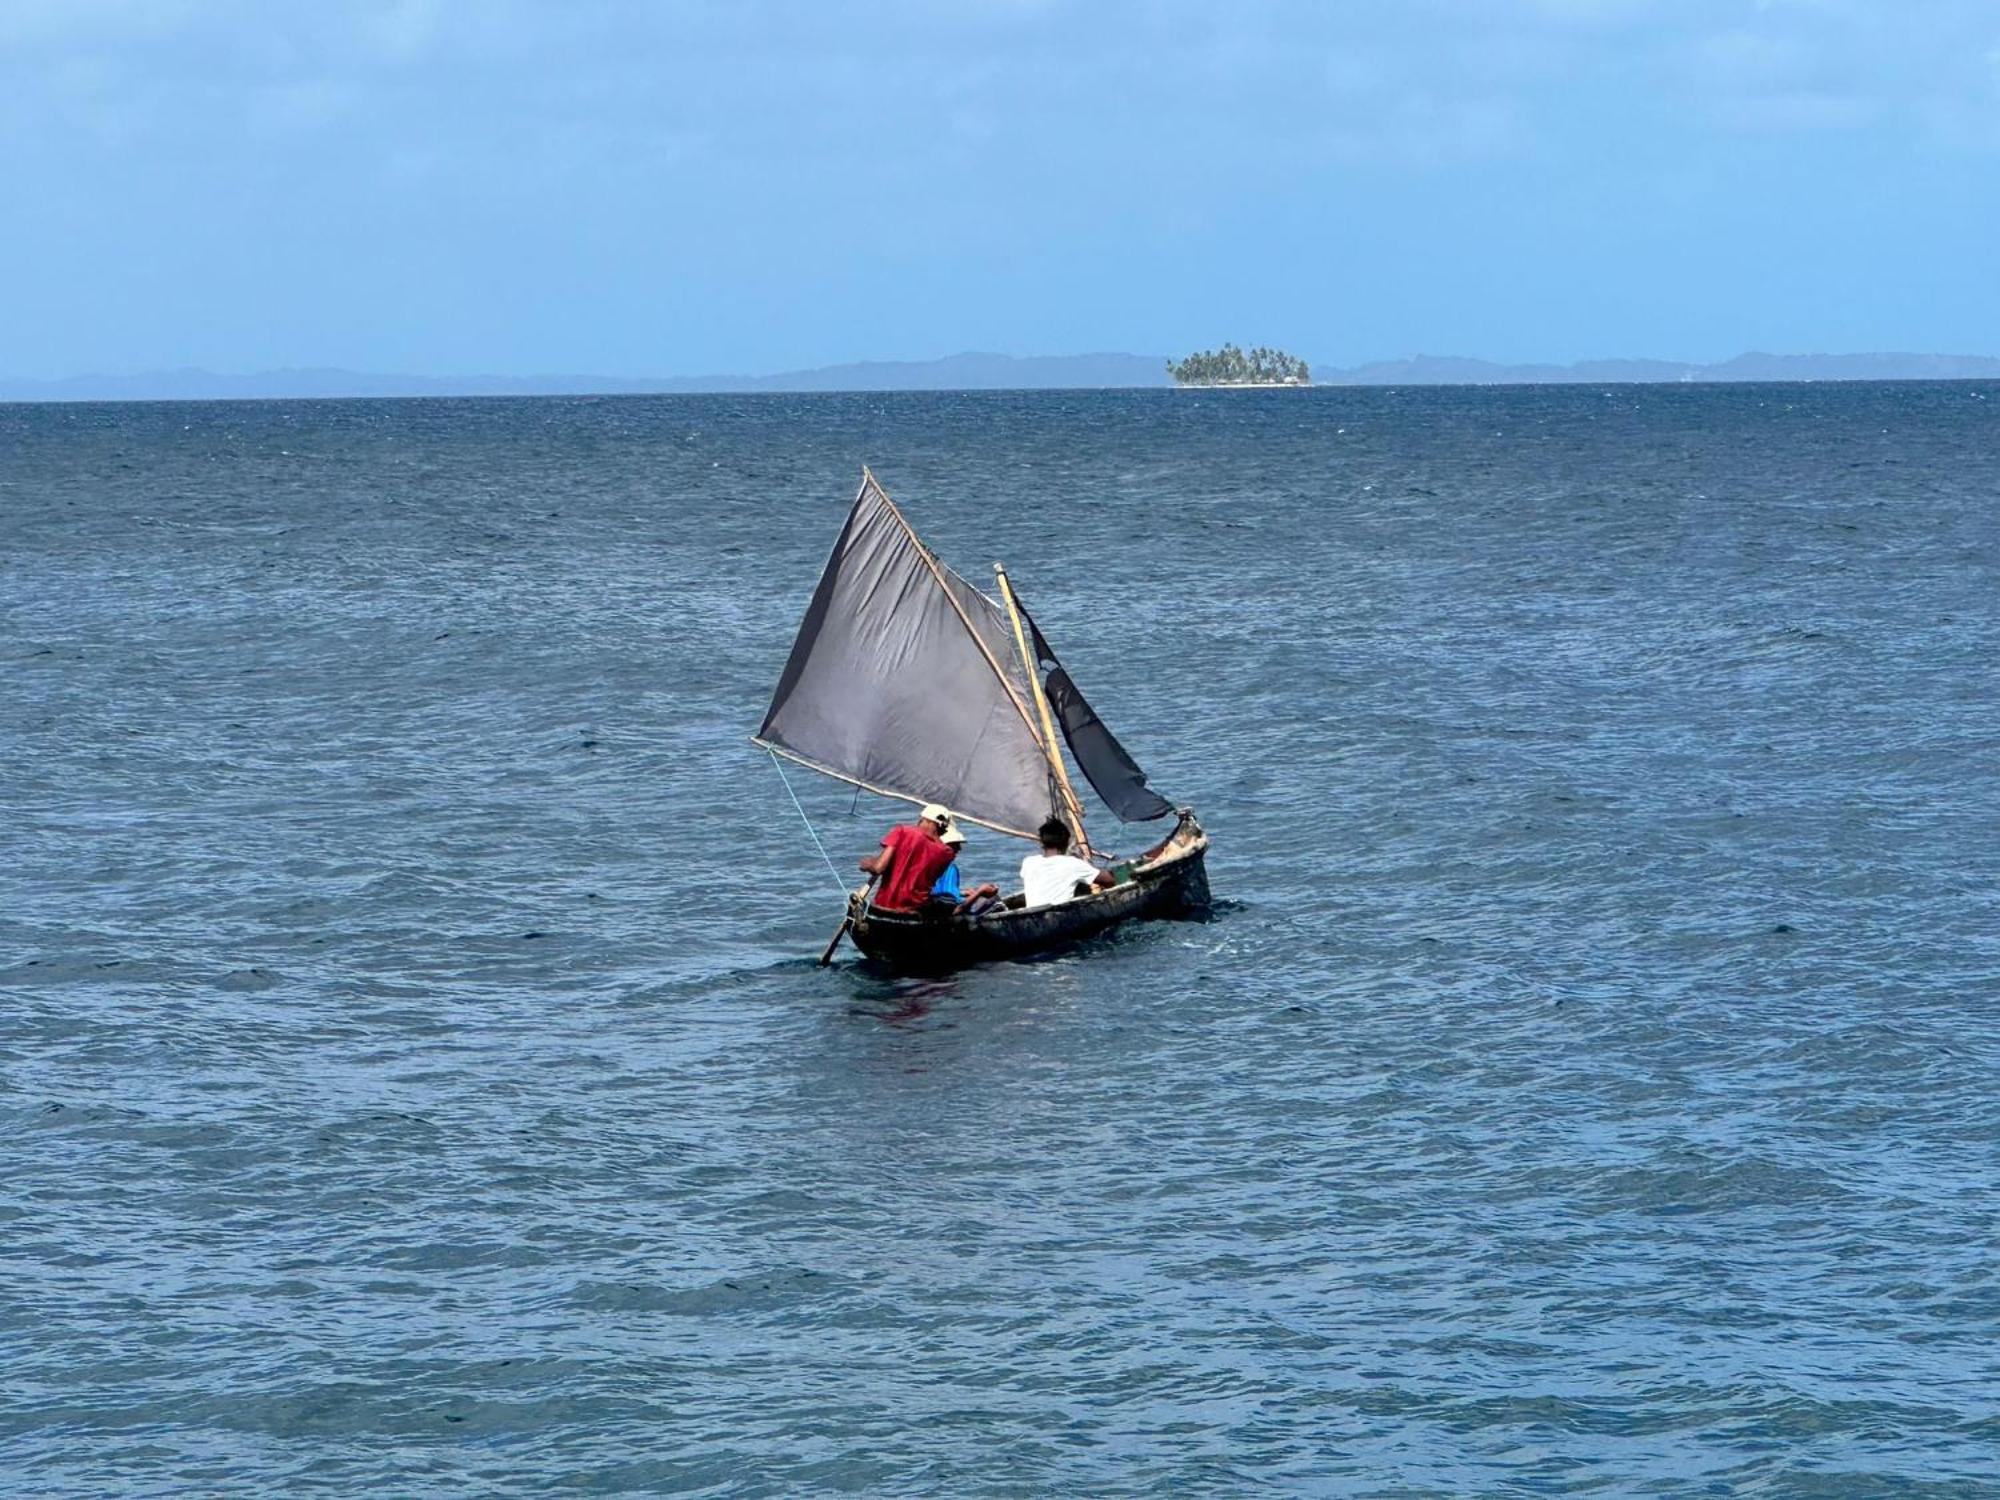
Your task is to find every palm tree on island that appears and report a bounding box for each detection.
[1167,344,1311,387]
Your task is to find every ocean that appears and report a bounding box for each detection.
[3,384,1997,1495]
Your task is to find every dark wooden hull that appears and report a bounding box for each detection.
[848,830,1211,970]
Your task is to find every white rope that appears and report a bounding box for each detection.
[768,749,853,897]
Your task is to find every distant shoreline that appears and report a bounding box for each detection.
[1173,381,1312,390]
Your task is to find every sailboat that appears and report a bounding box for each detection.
[754,468,1211,968]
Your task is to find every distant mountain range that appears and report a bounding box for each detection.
[6,349,1999,401]
[0,353,1163,401]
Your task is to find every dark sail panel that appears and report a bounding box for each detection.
[1018,606,1174,823]
[1045,667,1174,822]
[756,475,1059,839]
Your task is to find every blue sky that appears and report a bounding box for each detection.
[4,0,1997,377]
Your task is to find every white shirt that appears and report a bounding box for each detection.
[1020,852,1100,908]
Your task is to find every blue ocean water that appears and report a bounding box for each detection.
[3,384,1998,1496]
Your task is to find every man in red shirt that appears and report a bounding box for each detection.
[859,803,958,912]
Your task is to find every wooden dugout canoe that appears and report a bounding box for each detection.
[849,813,1211,969]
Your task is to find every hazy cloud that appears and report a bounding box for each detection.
[1,0,1995,375]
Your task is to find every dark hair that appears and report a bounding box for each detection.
[1038,818,1071,851]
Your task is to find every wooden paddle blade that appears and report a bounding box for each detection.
[817,916,852,966]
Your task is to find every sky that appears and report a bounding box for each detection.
[3,0,1997,378]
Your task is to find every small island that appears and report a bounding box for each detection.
[1167,344,1311,387]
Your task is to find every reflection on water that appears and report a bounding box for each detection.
[847,971,962,1026]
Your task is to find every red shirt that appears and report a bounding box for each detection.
[873,823,956,911]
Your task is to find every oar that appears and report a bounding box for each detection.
[817,913,852,966]
[819,877,874,966]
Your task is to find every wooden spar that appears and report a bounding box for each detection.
[993,562,1091,857]
[819,877,871,965]
[749,737,1043,843]
[859,468,1052,761]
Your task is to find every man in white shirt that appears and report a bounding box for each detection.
[1019,818,1115,908]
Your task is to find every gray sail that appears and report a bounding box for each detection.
[755,473,1060,839]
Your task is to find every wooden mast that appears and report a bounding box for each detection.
[994,562,1091,857]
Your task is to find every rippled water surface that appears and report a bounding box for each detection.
[5,385,1999,1495]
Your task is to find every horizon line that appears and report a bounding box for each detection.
[6,348,2000,404]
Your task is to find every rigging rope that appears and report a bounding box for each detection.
[768,748,853,898]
